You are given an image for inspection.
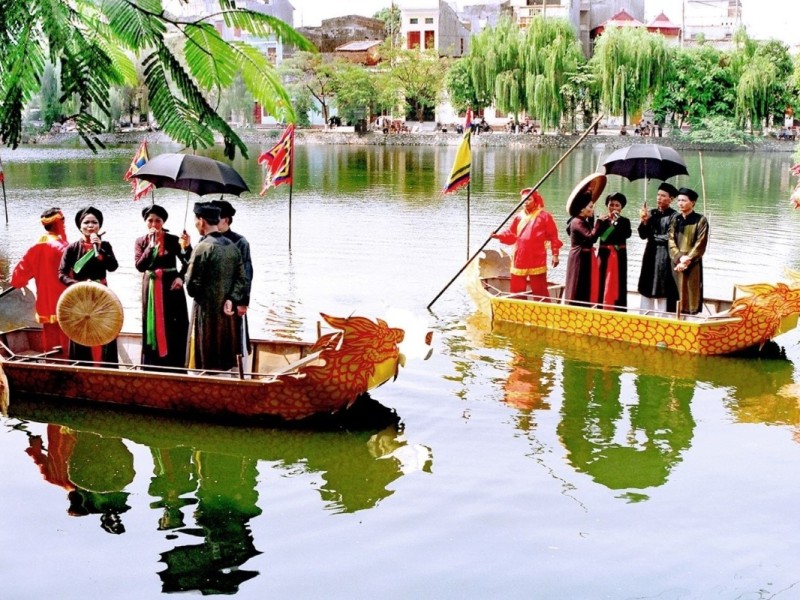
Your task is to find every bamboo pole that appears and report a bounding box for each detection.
[699,151,707,214]
[426,113,604,310]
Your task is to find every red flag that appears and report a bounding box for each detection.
[124,140,154,201]
[258,124,295,195]
[0,155,5,184]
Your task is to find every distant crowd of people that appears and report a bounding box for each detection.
[492,180,709,315]
[11,200,253,373]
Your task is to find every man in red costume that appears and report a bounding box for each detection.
[492,189,563,299]
[11,207,69,355]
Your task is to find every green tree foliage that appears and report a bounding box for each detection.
[444,58,483,114]
[0,0,314,158]
[466,16,583,129]
[373,5,401,49]
[333,63,378,124]
[40,63,64,130]
[651,43,735,128]
[279,51,340,126]
[384,46,450,122]
[590,26,673,124]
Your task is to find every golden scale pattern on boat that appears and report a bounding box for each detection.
[471,251,800,355]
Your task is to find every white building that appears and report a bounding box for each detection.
[399,0,471,57]
[167,0,295,65]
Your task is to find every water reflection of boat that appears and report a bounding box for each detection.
[8,396,432,594]
[0,312,410,421]
[476,318,797,496]
[468,249,800,355]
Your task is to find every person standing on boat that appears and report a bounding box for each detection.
[491,189,562,299]
[668,187,709,315]
[211,199,252,350]
[564,192,603,306]
[184,202,247,372]
[58,206,120,364]
[596,192,632,310]
[134,204,192,369]
[10,207,70,356]
[637,182,680,313]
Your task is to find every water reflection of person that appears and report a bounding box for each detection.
[158,451,262,595]
[25,425,133,533]
[148,447,198,530]
[558,358,695,492]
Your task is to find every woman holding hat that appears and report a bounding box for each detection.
[491,189,562,300]
[564,175,606,306]
[596,192,632,310]
[59,206,120,363]
[134,204,192,369]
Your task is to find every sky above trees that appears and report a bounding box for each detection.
[292,0,799,47]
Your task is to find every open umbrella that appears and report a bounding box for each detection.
[601,144,688,182]
[132,153,249,196]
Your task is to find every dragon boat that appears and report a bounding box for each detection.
[467,249,800,356]
[0,314,414,421]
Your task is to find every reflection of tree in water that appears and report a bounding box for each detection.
[157,452,262,595]
[557,358,695,495]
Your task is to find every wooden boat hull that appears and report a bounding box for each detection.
[0,314,407,421]
[467,250,800,356]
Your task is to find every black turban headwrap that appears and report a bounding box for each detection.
[677,187,699,202]
[75,206,103,229]
[142,204,168,222]
[210,199,236,219]
[193,202,221,224]
[658,182,678,197]
[605,192,627,208]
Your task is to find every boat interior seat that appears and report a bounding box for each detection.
[266,351,324,376]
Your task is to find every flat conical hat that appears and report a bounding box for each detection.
[57,281,123,347]
[566,173,607,217]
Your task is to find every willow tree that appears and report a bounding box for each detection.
[590,26,673,126]
[467,16,583,129]
[469,17,522,112]
[731,29,794,131]
[0,0,314,158]
[521,17,584,129]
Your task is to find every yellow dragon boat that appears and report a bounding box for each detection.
[467,249,800,356]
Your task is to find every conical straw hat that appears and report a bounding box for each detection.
[57,281,123,347]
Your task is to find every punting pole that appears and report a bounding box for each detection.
[699,151,707,215]
[426,113,604,310]
[466,181,471,261]
[2,179,7,225]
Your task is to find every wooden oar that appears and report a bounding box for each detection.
[427,113,605,310]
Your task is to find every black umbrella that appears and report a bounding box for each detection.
[132,153,249,196]
[601,144,688,182]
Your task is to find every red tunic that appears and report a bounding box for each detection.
[495,209,563,276]
[11,233,68,323]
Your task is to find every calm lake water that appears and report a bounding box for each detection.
[2,141,800,599]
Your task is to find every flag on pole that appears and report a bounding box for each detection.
[0,155,5,184]
[442,109,473,195]
[258,124,295,195]
[124,140,154,201]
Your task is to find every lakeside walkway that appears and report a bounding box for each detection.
[28,128,799,154]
